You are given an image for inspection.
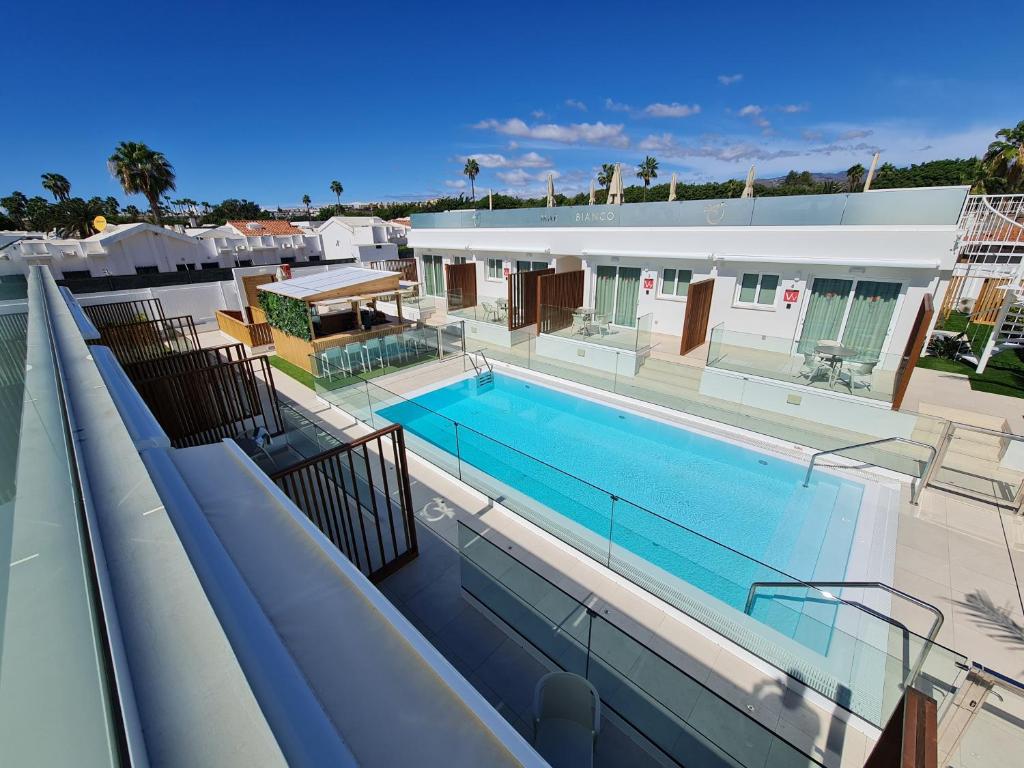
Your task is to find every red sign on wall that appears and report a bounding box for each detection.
[643,277,655,290]
[783,288,800,303]
[503,267,510,278]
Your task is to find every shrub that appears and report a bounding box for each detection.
[927,332,968,360]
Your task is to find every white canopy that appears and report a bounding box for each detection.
[546,173,555,207]
[607,163,624,205]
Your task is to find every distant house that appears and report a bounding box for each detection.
[314,216,401,263]
[0,219,323,279]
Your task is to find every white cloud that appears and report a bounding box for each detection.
[837,129,874,140]
[474,118,630,148]
[565,98,587,111]
[444,179,467,189]
[604,97,633,112]
[737,105,772,134]
[461,152,552,169]
[802,129,823,141]
[638,133,677,151]
[643,102,701,118]
[531,109,546,119]
[717,74,743,86]
[780,104,809,113]
[496,168,559,187]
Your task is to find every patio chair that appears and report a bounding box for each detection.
[532,672,600,768]
[383,334,406,365]
[839,359,878,392]
[363,338,386,370]
[592,313,611,337]
[341,341,366,376]
[797,352,828,382]
[570,312,589,336]
[482,302,498,322]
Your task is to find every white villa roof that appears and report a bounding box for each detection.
[257,266,399,300]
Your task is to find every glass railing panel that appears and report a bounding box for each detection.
[458,522,827,767]
[930,424,1024,505]
[635,312,653,352]
[944,670,1024,768]
[751,194,847,226]
[840,187,969,226]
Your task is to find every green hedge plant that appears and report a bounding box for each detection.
[259,291,311,340]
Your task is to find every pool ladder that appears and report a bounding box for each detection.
[468,350,494,390]
[744,581,945,691]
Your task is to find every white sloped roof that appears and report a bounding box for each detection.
[257,266,398,300]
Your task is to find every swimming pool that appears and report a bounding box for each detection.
[378,372,865,654]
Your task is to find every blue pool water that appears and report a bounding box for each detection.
[379,373,864,653]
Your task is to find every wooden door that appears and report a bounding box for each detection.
[679,278,715,355]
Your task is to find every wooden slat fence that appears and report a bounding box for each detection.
[370,258,417,282]
[270,424,418,582]
[938,275,966,322]
[216,309,274,347]
[891,294,933,411]
[131,354,283,448]
[679,278,715,355]
[864,688,936,768]
[445,262,477,311]
[973,278,1010,325]
[97,315,200,365]
[508,268,554,330]
[537,270,585,334]
[82,298,166,329]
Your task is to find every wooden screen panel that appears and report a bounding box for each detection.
[445,262,478,311]
[679,278,715,355]
[242,274,275,311]
[973,278,1010,325]
[891,294,934,411]
[864,688,937,768]
[370,259,417,282]
[938,275,965,321]
[83,298,166,329]
[537,270,585,334]
[507,268,555,330]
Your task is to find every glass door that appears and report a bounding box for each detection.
[840,281,901,360]
[423,255,444,297]
[797,278,853,353]
[594,266,641,328]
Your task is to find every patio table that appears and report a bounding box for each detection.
[814,343,859,388]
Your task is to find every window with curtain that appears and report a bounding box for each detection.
[841,281,901,359]
[736,273,780,306]
[451,256,467,265]
[422,254,444,297]
[660,268,692,298]
[797,278,853,353]
[486,258,503,280]
[614,267,641,326]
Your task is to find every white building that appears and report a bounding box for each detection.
[0,220,323,279]
[310,216,403,263]
[409,186,969,370]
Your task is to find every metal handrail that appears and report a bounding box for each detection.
[744,580,945,690]
[803,436,937,505]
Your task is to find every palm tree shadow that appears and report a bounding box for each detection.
[955,591,1024,647]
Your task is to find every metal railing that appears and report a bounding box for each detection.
[745,580,945,692]
[929,421,1024,510]
[269,424,418,583]
[804,436,937,504]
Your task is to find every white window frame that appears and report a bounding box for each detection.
[516,260,549,272]
[734,272,780,310]
[451,255,468,265]
[658,267,693,301]
[793,276,906,357]
[486,258,504,282]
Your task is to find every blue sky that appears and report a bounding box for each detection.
[3,0,1021,209]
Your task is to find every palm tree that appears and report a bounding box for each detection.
[107,141,176,224]
[983,120,1024,192]
[302,194,312,217]
[53,197,102,239]
[123,205,141,222]
[201,201,211,214]
[463,158,480,202]
[846,163,866,192]
[330,180,343,205]
[636,156,659,201]
[41,173,71,202]
[597,163,616,191]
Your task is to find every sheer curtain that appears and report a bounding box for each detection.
[797,278,853,353]
[595,266,616,320]
[614,267,641,327]
[841,281,901,360]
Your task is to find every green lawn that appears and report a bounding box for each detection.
[936,311,993,355]
[268,355,314,388]
[917,348,1024,398]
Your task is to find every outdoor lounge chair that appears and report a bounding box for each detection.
[532,672,600,768]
